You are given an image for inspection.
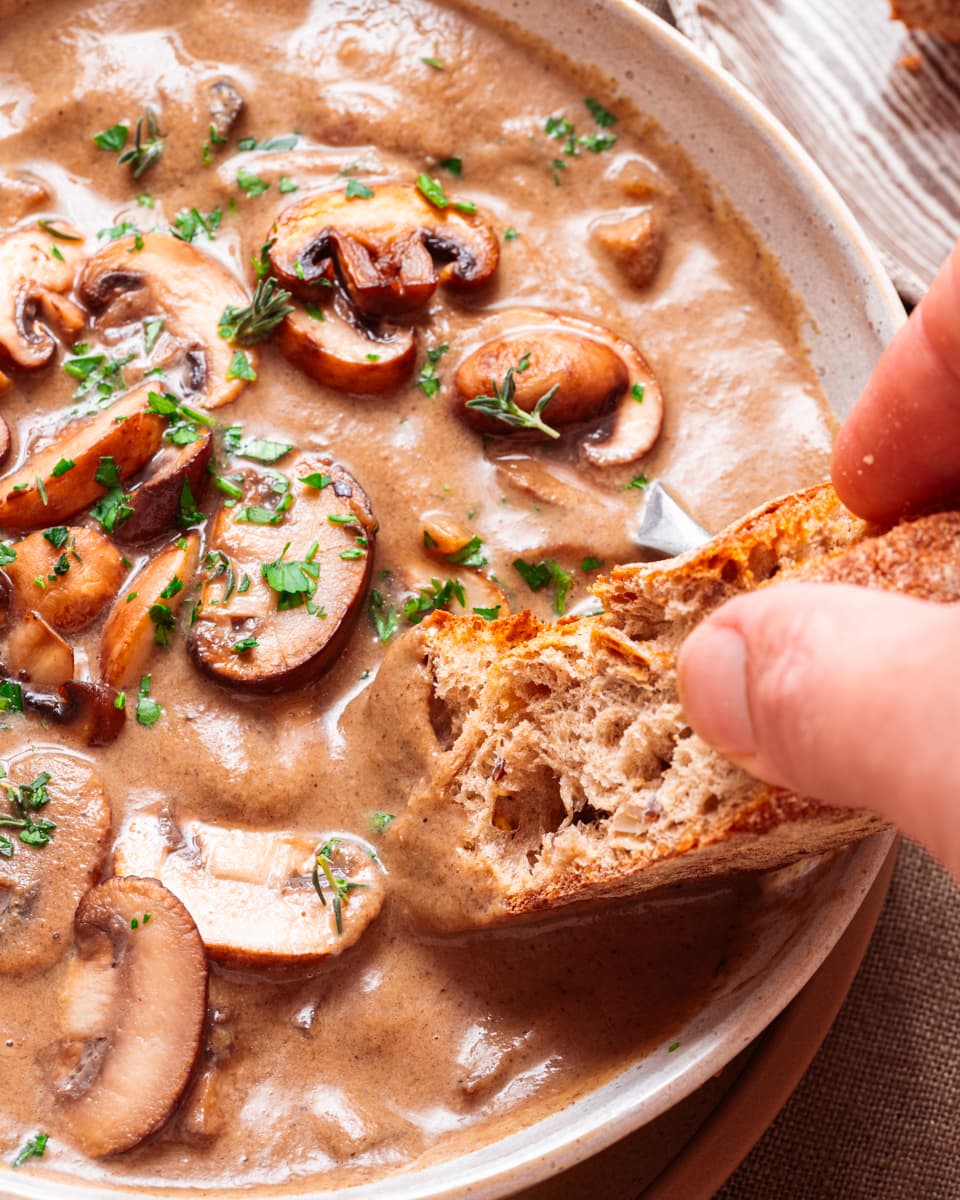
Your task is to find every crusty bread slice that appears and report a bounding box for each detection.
[382,482,959,929]
[890,1,960,41]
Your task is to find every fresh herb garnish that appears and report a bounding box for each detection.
[416,343,449,397]
[227,350,257,381]
[12,1132,48,1168]
[627,473,649,491]
[171,206,222,243]
[261,542,320,611]
[93,123,128,152]
[0,771,55,849]
[232,436,294,464]
[232,636,259,654]
[51,458,75,478]
[504,226,520,240]
[117,109,165,178]
[438,156,462,176]
[420,54,445,69]
[446,535,487,568]
[89,457,131,533]
[218,277,294,345]
[402,577,466,624]
[312,839,368,937]
[149,601,176,646]
[368,589,398,642]
[513,557,574,614]
[465,365,560,439]
[585,96,618,127]
[473,605,501,620]
[415,173,476,214]
[0,681,24,713]
[631,382,646,402]
[345,178,374,200]
[0,544,16,566]
[300,472,333,490]
[581,556,603,572]
[177,479,206,528]
[43,527,69,549]
[236,166,270,197]
[135,675,162,726]
[278,176,298,194]
[370,811,395,834]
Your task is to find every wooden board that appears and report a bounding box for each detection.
[671,0,960,304]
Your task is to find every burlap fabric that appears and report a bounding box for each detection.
[716,840,960,1198]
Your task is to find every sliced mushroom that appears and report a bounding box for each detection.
[4,527,127,632]
[78,233,256,409]
[188,456,376,692]
[269,182,500,316]
[0,415,10,462]
[5,611,74,687]
[591,209,665,290]
[452,308,664,466]
[0,224,86,371]
[0,383,165,530]
[114,812,386,972]
[100,533,200,688]
[19,680,126,746]
[119,430,213,545]
[279,298,415,393]
[206,78,245,139]
[0,749,112,974]
[176,1009,235,1143]
[0,171,53,225]
[49,876,207,1157]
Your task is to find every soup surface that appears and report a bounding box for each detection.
[0,0,836,1190]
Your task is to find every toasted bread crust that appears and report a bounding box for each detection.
[384,484,957,929]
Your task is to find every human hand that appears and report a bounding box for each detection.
[677,237,960,876]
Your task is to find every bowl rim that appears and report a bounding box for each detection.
[0,3,906,1199]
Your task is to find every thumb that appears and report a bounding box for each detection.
[677,582,960,877]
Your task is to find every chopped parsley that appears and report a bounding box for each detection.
[445,535,487,568]
[585,96,618,127]
[278,176,298,194]
[227,350,257,381]
[513,557,574,614]
[148,600,176,647]
[370,811,395,834]
[437,155,462,176]
[51,458,75,477]
[176,478,205,528]
[300,472,333,490]
[0,544,16,566]
[504,226,520,240]
[236,165,270,197]
[12,1132,48,1168]
[93,123,128,152]
[416,343,449,397]
[402,577,466,624]
[581,556,603,572]
[345,178,374,200]
[627,473,649,491]
[232,436,294,464]
[0,681,23,713]
[0,770,55,850]
[368,589,398,642]
[473,605,501,620]
[171,206,222,243]
[135,675,162,726]
[232,636,259,654]
[143,317,165,356]
[261,542,320,611]
[43,527,69,549]
[631,382,646,403]
[89,456,131,533]
[415,173,476,214]
[420,55,445,69]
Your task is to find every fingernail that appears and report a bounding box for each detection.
[677,623,756,756]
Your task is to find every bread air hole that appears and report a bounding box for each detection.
[490,765,567,874]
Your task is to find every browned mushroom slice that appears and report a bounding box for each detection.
[119,430,213,545]
[4,526,127,632]
[591,209,665,290]
[279,297,415,393]
[188,457,376,692]
[114,813,386,972]
[5,610,74,687]
[100,533,200,687]
[269,182,499,316]
[0,224,86,372]
[0,749,112,974]
[78,233,256,409]
[50,876,207,1157]
[20,680,126,746]
[0,383,165,530]
[0,171,53,225]
[452,308,664,466]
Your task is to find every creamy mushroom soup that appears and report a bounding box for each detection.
[0,0,835,1188]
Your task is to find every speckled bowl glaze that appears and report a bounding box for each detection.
[1,3,902,1199]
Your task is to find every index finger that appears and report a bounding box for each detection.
[832,237,960,523]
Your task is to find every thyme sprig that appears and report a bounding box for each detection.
[118,109,165,179]
[465,365,560,439]
[218,277,294,346]
[311,839,369,937]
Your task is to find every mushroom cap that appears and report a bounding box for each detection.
[0,748,112,974]
[279,300,415,394]
[78,233,256,409]
[0,382,166,531]
[100,532,200,688]
[114,812,386,973]
[188,456,377,693]
[0,224,86,370]
[453,307,664,465]
[51,875,207,1157]
[5,609,75,687]
[4,526,127,633]
[269,182,499,317]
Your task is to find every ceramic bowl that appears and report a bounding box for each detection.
[0,2,903,1198]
